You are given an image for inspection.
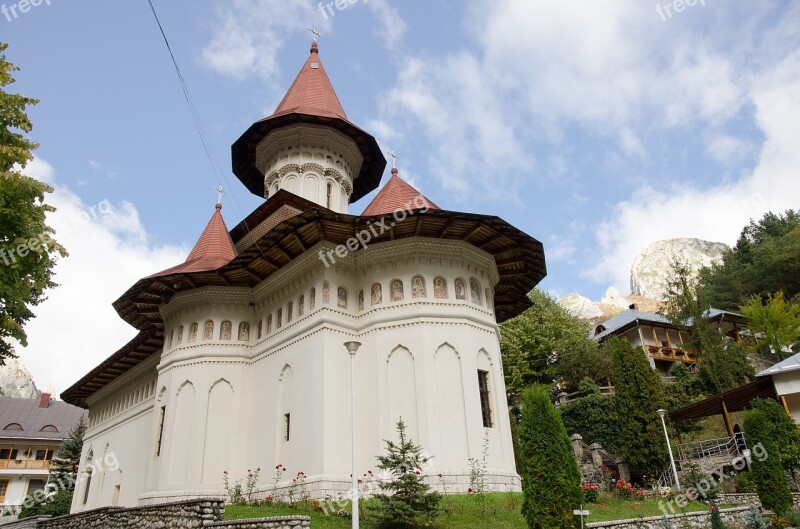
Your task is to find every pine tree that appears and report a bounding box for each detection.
[743,408,792,515]
[608,338,668,474]
[518,386,582,529]
[372,420,440,529]
[48,417,86,492]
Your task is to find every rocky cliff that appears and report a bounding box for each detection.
[630,238,728,300]
[0,355,41,399]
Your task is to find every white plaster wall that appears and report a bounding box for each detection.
[79,237,521,508]
[72,357,158,512]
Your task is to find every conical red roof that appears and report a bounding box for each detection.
[362,168,440,216]
[271,41,347,121]
[148,203,236,277]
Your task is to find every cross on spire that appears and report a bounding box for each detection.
[388,149,400,169]
[308,25,321,42]
[213,185,226,207]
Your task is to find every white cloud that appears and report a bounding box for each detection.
[587,49,800,290]
[201,0,319,80]
[13,159,187,396]
[363,0,407,50]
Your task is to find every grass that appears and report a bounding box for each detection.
[224,492,718,527]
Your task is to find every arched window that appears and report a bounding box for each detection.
[40,425,58,433]
[3,423,23,431]
[326,182,334,209]
[277,309,283,328]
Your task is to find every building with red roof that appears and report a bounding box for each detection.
[62,42,546,511]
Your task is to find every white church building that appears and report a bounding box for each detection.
[62,41,547,510]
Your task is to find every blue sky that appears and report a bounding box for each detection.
[4,0,800,392]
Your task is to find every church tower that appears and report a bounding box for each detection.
[64,40,547,511]
[231,41,385,213]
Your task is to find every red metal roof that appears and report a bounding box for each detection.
[231,43,386,202]
[272,41,347,121]
[362,168,440,216]
[148,203,236,278]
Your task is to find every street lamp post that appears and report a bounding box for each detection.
[657,409,681,490]
[344,341,362,529]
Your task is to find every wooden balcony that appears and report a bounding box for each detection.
[0,459,51,470]
[646,345,694,363]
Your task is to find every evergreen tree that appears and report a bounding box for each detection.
[743,408,792,515]
[0,42,66,362]
[518,386,582,529]
[372,420,440,529]
[608,338,668,474]
[48,417,86,492]
[750,398,800,477]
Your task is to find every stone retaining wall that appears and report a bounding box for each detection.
[719,492,800,509]
[586,506,757,529]
[0,499,310,529]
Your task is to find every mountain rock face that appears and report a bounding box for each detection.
[0,356,41,399]
[630,238,728,300]
[558,293,603,320]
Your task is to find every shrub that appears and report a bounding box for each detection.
[519,386,583,529]
[743,408,793,515]
[559,393,620,454]
[18,491,73,519]
[750,398,800,476]
[372,420,441,529]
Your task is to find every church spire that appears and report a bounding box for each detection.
[362,155,440,216]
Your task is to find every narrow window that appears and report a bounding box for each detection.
[156,406,166,456]
[478,370,493,428]
[326,182,333,209]
[284,413,291,442]
[82,473,92,505]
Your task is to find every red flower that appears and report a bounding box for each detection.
[468,487,473,493]
[415,470,420,475]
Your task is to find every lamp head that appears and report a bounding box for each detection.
[344,341,362,355]
[657,409,667,419]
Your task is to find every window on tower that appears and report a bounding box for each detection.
[284,413,291,442]
[326,182,333,209]
[478,370,493,428]
[156,406,166,456]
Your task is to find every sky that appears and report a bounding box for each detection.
[2,0,800,394]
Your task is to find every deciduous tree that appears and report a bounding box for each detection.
[0,42,66,362]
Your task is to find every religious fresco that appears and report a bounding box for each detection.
[288,302,294,322]
[470,278,482,305]
[412,275,426,298]
[310,288,316,310]
[358,290,364,311]
[189,323,198,343]
[203,320,214,340]
[277,309,283,328]
[371,283,382,305]
[177,325,184,344]
[257,320,263,339]
[239,322,250,341]
[434,277,447,299]
[322,282,330,304]
[338,287,347,308]
[299,295,305,316]
[220,321,232,340]
[391,279,404,301]
[455,278,467,300]
[267,314,273,333]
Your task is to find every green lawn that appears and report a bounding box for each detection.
[224,492,717,527]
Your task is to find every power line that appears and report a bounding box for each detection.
[145,0,270,264]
